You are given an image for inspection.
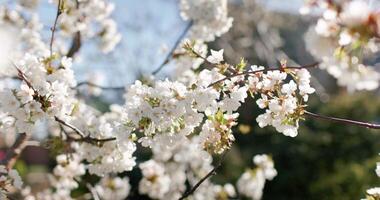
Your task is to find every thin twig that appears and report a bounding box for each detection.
[54,116,86,138]
[179,151,228,200]
[186,46,237,74]
[74,81,125,90]
[304,110,380,129]
[208,62,320,87]
[0,133,30,170]
[55,116,116,144]
[50,0,63,57]
[152,21,193,75]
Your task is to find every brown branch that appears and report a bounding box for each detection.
[179,151,228,200]
[14,64,36,93]
[50,0,63,57]
[152,21,193,75]
[304,110,380,129]
[66,1,82,58]
[0,133,30,170]
[55,116,116,145]
[66,32,82,58]
[54,116,85,138]
[208,62,320,87]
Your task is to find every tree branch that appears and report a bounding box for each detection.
[55,116,116,145]
[304,110,380,129]
[74,81,125,91]
[179,151,228,200]
[50,0,63,57]
[208,62,320,87]
[66,32,82,58]
[0,133,30,170]
[66,1,82,58]
[152,21,193,75]
[14,66,116,146]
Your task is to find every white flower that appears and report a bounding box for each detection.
[339,31,353,46]
[207,49,224,64]
[138,160,171,199]
[253,154,277,180]
[9,169,23,189]
[256,112,271,128]
[256,95,268,109]
[237,154,277,200]
[51,154,85,191]
[0,165,23,196]
[95,176,130,200]
[179,0,233,41]
[281,80,297,95]
[367,187,380,197]
[315,19,338,37]
[340,0,371,27]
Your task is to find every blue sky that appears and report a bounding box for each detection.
[0,0,304,87]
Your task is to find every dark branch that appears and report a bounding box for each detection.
[54,116,86,138]
[50,0,63,57]
[179,151,228,200]
[208,62,320,87]
[66,1,82,58]
[55,116,117,145]
[152,21,193,75]
[304,110,380,129]
[0,133,30,170]
[66,32,82,58]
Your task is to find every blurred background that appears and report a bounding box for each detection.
[1,0,380,199]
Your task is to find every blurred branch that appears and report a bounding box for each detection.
[74,81,125,90]
[179,151,228,200]
[0,76,21,80]
[304,111,380,129]
[50,0,63,57]
[0,133,30,170]
[152,21,193,75]
[66,32,82,58]
[66,0,82,57]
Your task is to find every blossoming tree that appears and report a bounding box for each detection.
[0,0,380,199]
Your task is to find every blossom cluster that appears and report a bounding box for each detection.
[237,154,277,200]
[0,165,22,199]
[138,136,237,200]
[23,154,86,199]
[56,0,121,53]
[70,103,136,176]
[94,175,131,200]
[0,55,75,135]
[303,0,380,91]
[253,67,315,137]
[172,0,233,78]
[179,0,233,42]
[0,0,325,199]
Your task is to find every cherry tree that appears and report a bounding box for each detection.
[0,0,379,199]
